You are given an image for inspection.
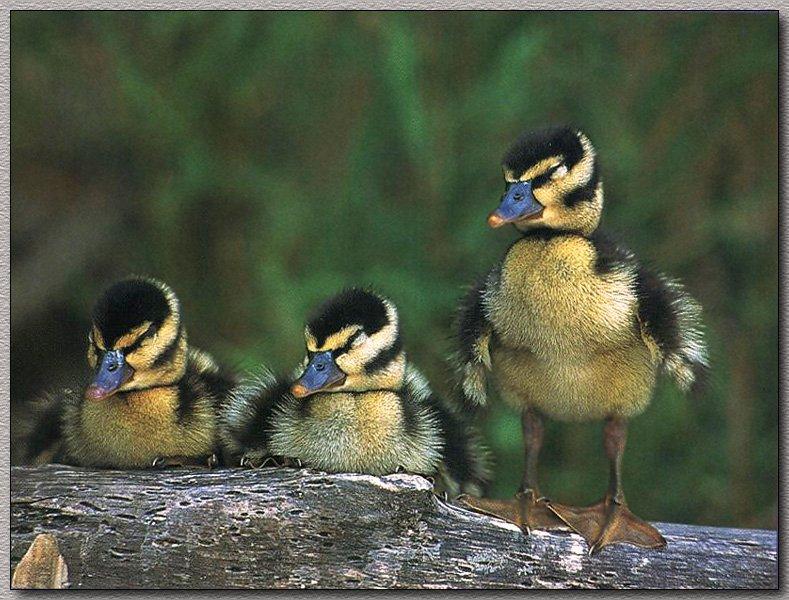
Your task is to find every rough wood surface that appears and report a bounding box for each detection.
[11,465,777,589]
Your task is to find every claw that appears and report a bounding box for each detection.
[240,454,265,469]
[151,455,211,469]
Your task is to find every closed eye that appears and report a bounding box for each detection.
[336,331,362,356]
[550,163,568,178]
[122,323,159,354]
[533,163,566,188]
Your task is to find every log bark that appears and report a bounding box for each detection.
[10,465,777,589]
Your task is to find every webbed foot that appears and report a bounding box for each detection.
[548,496,667,554]
[458,489,567,533]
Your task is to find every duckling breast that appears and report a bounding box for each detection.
[269,391,440,476]
[491,340,658,421]
[488,234,638,358]
[68,387,215,468]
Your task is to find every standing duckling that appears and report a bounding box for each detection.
[221,288,490,498]
[23,277,237,469]
[455,125,708,553]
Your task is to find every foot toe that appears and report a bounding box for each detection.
[591,504,667,554]
[459,494,566,533]
[549,499,667,553]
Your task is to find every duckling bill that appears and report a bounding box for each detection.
[455,125,708,553]
[221,288,490,498]
[23,277,237,469]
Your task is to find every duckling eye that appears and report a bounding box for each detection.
[533,163,567,189]
[550,163,568,179]
[335,331,365,357]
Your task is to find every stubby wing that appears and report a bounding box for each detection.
[454,268,497,406]
[635,265,708,391]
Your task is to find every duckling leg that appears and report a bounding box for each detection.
[459,409,565,532]
[547,417,667,554]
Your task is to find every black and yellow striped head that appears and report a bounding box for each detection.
[292,288,404,398]
[489,125,602,235]
[86,277,187,400]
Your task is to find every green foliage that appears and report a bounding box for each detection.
[10,11,777,528]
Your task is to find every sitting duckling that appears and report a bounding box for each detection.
[23,277,238,469]
[455,125,708,553]
[221,288,490,498]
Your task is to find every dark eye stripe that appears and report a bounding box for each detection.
[121,324,157,354]
[336,331,362,356]
[532,173,550,188]
[533,163,564,189]
[123,336,146,354]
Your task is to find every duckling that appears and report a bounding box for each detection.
[455,125,708,553]
[221,288,490,498]
[23,277,238,469]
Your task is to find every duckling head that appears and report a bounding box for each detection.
[291,288,404,398]
[85,277,187,400]
[488,125,602,236]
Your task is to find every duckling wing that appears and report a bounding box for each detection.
[429,396,492,498]
[454,267,499,406]
[590,230,709,392]
[19,388,78,465]
[185,348,239,415]
[634,265,709,392]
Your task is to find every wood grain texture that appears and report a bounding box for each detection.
[10,465,777,589]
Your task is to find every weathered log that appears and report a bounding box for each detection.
[10,465,777,589]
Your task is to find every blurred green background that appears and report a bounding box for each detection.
[10,11,777,529]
